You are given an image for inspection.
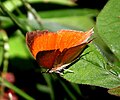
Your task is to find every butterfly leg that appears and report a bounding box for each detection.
[63,69,74,74]
[55,71,64,75]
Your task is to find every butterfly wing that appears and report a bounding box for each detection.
[26,30,57,58]
[56,28,93,51]
[36,49,61,69]
[26,29,94,71]
[54,40,92,68]
[26,28,93,58]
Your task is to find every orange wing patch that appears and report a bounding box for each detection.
[26,28,94,73]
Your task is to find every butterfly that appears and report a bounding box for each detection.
[26,28,94,74]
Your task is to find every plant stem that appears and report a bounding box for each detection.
[21,0,44,30]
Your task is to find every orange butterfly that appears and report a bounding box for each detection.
[26,28,94,74]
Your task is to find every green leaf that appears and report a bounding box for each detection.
[9,31,28,59]
[36,84,51,93]
[40,9,97,31]
[3,0,75,12]
[0,16,14,28]
[43,16,95,31]
[9,30,34,70]
[96,0,120,61]
[0,2,32,32]
[41,15,95,33]
[39,9,98,18]
[63,44,120,88]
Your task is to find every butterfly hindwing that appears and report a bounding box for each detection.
[54,42,89,66]
[36,49,61,69]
